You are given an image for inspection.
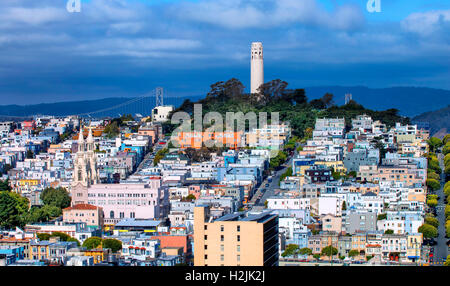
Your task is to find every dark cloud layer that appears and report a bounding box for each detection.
[0,0,449,104]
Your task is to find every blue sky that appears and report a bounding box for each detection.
[0,0,449,104]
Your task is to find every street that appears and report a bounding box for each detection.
[249,145,298,211]
[433,152,448,265]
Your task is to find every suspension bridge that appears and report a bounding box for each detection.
[0,88,200,120]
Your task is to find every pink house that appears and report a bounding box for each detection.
[87,177,169,225]
[188,185,201,199]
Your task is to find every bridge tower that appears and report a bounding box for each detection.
[155,87,164,107]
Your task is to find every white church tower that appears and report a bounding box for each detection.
[251,42,264,94]
[70,125,99,205]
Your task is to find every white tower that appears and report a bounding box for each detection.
[251,42,264,94]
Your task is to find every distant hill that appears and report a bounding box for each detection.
[0,95,203,118]
[305,86,450,117]
[0,85,448,119]
[412,105,450,138]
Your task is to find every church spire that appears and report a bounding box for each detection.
[77,124,85,152]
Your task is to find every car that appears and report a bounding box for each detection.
[265,184,270,187]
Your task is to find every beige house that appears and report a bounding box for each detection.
[194,206,279,266]
[63,204,104,229]
[321,214,342,234]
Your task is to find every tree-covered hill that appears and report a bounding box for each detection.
[169,78,409,137]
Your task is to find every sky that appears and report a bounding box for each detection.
[0,0,449,105]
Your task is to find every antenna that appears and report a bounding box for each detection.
[155,87,164,107]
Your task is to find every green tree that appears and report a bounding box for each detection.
[298,247,313,256]
[183,194,197,202]
[279,167,293,183]
[425,216,439,228]
[427,171,440,181]
[37,233,51,241]
[0,179,11,191]
[313,253,321,260]
[321,245,338,259]
[444,255,450,266]
[153,148,169,166]
[384,229,394,234]
[377,213,387,221]
[427,199,438,208]
[428,137,443,153]
[443,143,450,156]
[282,244,300,258]
[82,236,103,250]
[102,238,122,253]
[445,205,450,219]
[348,249,359,258]
[444,154,450,166]
[426,179,440,192]
[40,187,71,209]
[443,134,450,145]
[342,201,347,211]
[0,191,29,229]
[418,224,438,238]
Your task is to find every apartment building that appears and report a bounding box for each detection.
[194,206,279,266]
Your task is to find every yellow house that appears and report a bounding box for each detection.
[314,161,347,173]
[30,241,51,260]
[406,234,423,263]
[84,248,112,264]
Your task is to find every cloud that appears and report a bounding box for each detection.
[401,10,450,36]
[73,38,202,58]
[174,0,365,31]
[0,6,67,27]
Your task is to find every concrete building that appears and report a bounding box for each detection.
[250,42,264,94]
[152,105,174,123]
[343,211,377,234]
[62,204,104,229]
[194,206,278,266]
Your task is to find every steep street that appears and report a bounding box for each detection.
[434,153,448,264]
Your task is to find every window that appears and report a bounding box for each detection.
[204,245,207,250]
[221,225,224,232]
[221,245,224,251]
[237,255,240,261]
[221,235,224,242]
[237,235,240,242]
[237,225,240,232]
[204,255,207,260]
[237,245,240,252]
[221,255,224,261]
[204,225,208,230]
[204,235,208,240]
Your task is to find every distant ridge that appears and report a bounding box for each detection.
[0,95,203,118]
[0,86,449,118]
[304,86,450,117]
[412,105,450,138]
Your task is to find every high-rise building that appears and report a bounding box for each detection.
[194,205,279,266]
[251,42,264,94]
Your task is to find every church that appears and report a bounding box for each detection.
[71,126,100,206]
[70,126,169,225]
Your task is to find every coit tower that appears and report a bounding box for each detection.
[250,42,264,94]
